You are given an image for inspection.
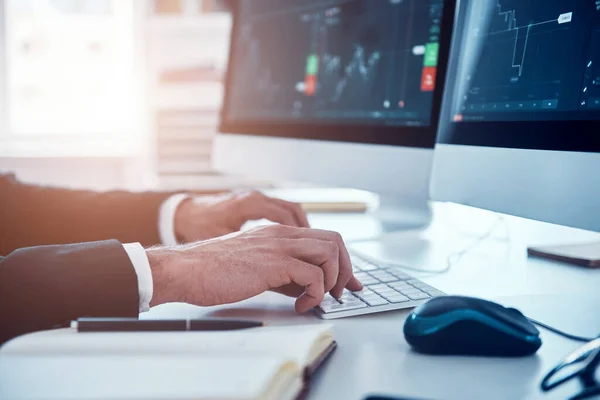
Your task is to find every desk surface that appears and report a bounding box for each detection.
[5,199,600,399]
[145,202,600,400]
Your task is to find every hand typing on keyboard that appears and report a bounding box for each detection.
[149,225,364,314]
[317,253,445,319]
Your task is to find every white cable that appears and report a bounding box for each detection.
[351,215,509,275]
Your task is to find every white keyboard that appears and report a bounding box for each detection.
[316,252,445,319]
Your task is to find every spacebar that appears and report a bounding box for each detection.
[320,302,367,313]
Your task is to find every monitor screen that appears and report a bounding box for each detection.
[222,0,452,141]
[439,0,600,153]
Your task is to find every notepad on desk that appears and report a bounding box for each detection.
[0,324,336,400]
[301,201,368,213]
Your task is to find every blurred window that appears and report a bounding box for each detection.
[5,0,136,137]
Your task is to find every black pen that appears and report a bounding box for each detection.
[73,318,264,333]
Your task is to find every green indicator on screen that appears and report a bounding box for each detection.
[306,54,319,75]
[424,43,439,67]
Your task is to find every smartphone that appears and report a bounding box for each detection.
[528,242,600,268]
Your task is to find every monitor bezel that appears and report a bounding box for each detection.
[219,0,456,150]
[437,0,600,154]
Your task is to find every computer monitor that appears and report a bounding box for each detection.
[215,0,455,228]
[432,0,600,232]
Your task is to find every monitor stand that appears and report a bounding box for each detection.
[374,196,433,231]
[308,196,432,243]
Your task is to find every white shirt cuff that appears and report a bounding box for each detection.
[122,243,153,313]
[158,194,191,246]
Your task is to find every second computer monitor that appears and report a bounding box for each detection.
[432,0,600,232]
[215,0,455,224]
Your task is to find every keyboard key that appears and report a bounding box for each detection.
[364,297,389,306]
[372,286,396,295]
[389,282,412,291]
[320,301,367,313]
[353,289,375,298]
[389,270,411,280]
[413,284,435,293]
[369,284,389,291]
[321,294,340,306]
[352,260,377,271]
[360,277,380,286]
[427,290,446,297]
[370,270,392,277]
[376,274,398,283]
[339,291,363,300]
[339,300,365,308]
[406,292,431,300]
[400,288,423,295]
[382,294,409,303]
[361,290,385,298]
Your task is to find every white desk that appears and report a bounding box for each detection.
[146,202,600,400]
[6,201,600,399]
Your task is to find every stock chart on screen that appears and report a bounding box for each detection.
[450,0,600,123]
[226,0,445,127]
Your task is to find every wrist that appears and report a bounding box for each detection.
[147,247,180,307]
[174,198,194,243]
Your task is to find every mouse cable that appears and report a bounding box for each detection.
[527,317,596,343]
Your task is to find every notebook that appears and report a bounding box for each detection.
[0,324,336,400]
[301,201,368,213]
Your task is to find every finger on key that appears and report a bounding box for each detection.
[284,238,340,294]
[283,228,364,299]
[285,261,326,313]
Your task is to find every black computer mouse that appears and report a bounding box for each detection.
[403,296,542,357]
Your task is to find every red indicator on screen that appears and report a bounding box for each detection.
[421,67,437,92]
[305,75,317,96]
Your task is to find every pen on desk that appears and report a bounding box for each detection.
[72,318,264,333]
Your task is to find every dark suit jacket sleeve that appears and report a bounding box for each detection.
[0,174,176,255]
[0,240,139,346]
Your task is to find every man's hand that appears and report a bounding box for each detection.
[146,225,363,313]
[174,191,310,242]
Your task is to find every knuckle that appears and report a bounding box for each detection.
[330,231,343,243]
[268,224,288,236]
[249,190,265,201]
[294,203,305,215]
[233,189,250,199]
[271,223,296,236]
[312,266,325,282]
[237,190,261,204]
[326,241,339,257]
